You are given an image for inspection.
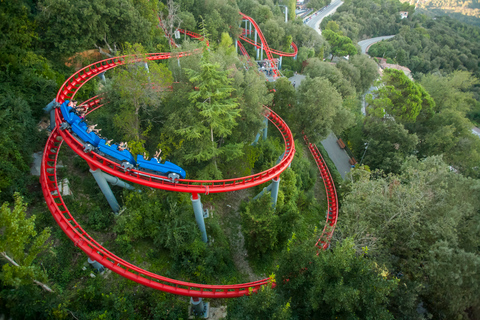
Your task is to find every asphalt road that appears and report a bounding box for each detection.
[357,35,395,54]
[305,0,344,35]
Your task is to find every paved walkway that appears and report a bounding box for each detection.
[288,74,351,179]
[320,133,352,179]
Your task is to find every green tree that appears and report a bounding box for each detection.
[361,118,419,174]
[37,0,161,57]
[175,46,242,178]
[304,58,356,98]
[410,71,480,176]
[276,236,397,319]
[367,68,435,123]
[104,43,173,143]
[296,76,353,142]
[349,54,379,93]
[323,29,357,60]
[0,193,52,292]
[227,282,291,320]
[240,193,280,257]
[339,156,480,318]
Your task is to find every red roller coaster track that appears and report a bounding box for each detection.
[40,13,337,299]
[159,12,298,76]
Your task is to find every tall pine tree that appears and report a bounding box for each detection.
[177,46,242,179]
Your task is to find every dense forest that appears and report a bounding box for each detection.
[412,0,480,27]
[1,0,480,319]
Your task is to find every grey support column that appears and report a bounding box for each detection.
[144,62,149,73]
[253,177,281,208]
[270,177,281,207]
[251,132,261,146]
[98,72,106,82]
[191,194,208,243]
[235,39,238,53]
[255,30,259,59]
[279,56,283,69]
[90,168,120,213]
[190,297,209,317]
[88,257,105,273]
[44,99,59,131]
[262,116,268,140]
[261,42,263,61]
[49,109,56,131]
[102,172,135,190]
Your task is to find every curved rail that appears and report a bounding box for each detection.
[40,17,337,299]
[40,128,271,297]
[42,41,295,297]
[303,135,338,250]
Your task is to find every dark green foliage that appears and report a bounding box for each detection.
[0,0,58,201]
[340,156,480,318]
[115,190,233,281]
[359,118,419,174]
[228,237,397,320]
[36,0,162,57]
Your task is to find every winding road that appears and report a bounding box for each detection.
[305,0,344,35]
[358,35,395,54]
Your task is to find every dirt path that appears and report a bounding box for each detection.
[216,189,259,282]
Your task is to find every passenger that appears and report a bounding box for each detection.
[78,111,86,121]
[143,152,149,161]
[118,142,128,151]
[105,139,113,146]
[86,124,101,134]
[153,149,162,162]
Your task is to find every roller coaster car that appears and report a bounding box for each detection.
[60,101,82,125]
[136,155,186,180]
[96,140,136,170]
[71,122,102,148]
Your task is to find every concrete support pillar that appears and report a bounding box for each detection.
[255,30,258,59]
[251,132,261,146]
[190,297,209,317]
[235,39,238,53]
[44,99,59,131]
[102,172,135,190]
[191,194,208,243]
[261,43,263,61]
[279,56,283,69]
[144,62,150,73]
[250,21,252,36]
[98,72,106,82]
[270,177,281,207]
[262,116,268,141]
[253,177,281,208]
[90,168,120,213]
[88,257,105,273]
[49,109,56,131]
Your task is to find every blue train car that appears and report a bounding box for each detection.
[97,140,136,167]
[137,155,186,180]
[71,122,102,147]
[60,101,82,125]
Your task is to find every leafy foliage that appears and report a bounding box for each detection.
[0,193,51,288]
[339,156,480,318]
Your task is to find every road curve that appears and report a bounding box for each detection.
[306,0,344,35]
[358,35,395,54]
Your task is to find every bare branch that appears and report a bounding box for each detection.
[0,252,54,293]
